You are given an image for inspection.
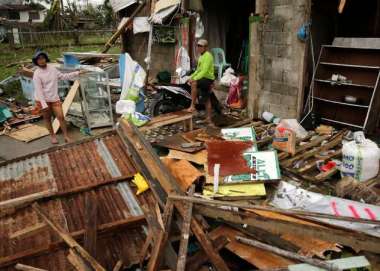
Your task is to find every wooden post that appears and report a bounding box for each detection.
[101,2,145,53]
[236,236,341,271]
[84,192,98,258]
[32,203,107,271]
[176,186,195,271]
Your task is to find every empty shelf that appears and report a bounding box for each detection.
[313,97,369,108]
[320,118,364,129]
[314,79,374,89]
[319,62,380,70]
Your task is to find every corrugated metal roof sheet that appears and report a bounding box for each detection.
[0,132,153,270]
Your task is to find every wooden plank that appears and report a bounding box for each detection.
[9,222,47,240]
[167,149,207,165]
[112,260,123,271]
[281,132,343,168]
[52,80,80,134]
[0,190,54,211]
[32,203,107,271]
[140,111,193,132]
[84,192,98,258]
[147,200,174,271]
[278,135,330,160]
[67,249,92,271]
[186,236,229,271]
[196,206,380,254]
[297,149,342,173]
[169,195,380,225]
[15,264,47,271]
[176,186,195,271]
[236,236,340,271]
[209,226,295,269]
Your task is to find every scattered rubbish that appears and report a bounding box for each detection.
[272,181,380,237]
[262,111,281,124]
[132,172,150,195]
[273,126,296,155]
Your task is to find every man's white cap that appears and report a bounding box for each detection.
[197,39,208,47]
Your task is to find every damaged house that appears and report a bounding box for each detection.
[115,0,380,134]
[0,0,380,270]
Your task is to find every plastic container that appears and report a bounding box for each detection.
[262,111,281,124]
[341,132,380,181]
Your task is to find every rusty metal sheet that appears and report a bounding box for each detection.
[207,140,256,176]
[209,225,296,269]
[161,158,202,192]
[0,154,56,202]
[0,132,151,271]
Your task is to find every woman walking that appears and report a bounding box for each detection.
[32,50,84,144]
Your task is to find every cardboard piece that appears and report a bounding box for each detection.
[224,151,281,183]
[7,124,49,142]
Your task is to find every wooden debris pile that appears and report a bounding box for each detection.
[117,118,380,271]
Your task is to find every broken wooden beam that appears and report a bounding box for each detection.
[169,195,380,225]
[32,203,106,271]
[52,80,80,133]
[112,260,123,271]
[9,222,47,240]
[196,206,380,254]
[14,264,47,271]
[236,236,341,271]
[147,200,174,271]
[176,186,195,271]
[67,248,92,271]
[185,236,229,271]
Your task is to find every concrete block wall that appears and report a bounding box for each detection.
[124,33,176,78]
[249,0,310,119]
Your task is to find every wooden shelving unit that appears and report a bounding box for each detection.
[312,45,380,133]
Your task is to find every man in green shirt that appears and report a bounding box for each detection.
[187,39,215,124]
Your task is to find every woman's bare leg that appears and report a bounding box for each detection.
[42,108,58,144]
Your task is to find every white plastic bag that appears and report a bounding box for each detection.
[341,132,380,181]
[279,119,308,139]
[120,53,146,101]
[116,100,136,115]
[220,68,237,87]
